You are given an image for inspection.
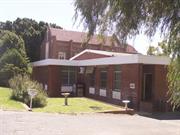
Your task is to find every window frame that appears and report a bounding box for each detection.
[61,67,76,86]
[88,68,95,87]
[58,52,66,59]
[113,66,121,92]
[100,68,107,89]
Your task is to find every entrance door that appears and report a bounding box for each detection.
[142,73,152,101]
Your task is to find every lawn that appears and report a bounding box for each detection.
[0,87,25,110]
[0,87,122,113]
[33,97,122,113]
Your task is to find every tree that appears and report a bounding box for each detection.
[147,46,159,56]
[74,0,180,109]
[147,41,171,56]
[0,30,29,86]
[0,18,62,62]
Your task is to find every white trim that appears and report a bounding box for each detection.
[69,49,133,60]
[45,42,49,59]
[45,28,49,59]
[138,55,170,65]
[32,59,79,67]
[58,52,66,59]
[32,54,170,67]
[70,49,88,60]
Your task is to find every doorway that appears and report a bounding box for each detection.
[142,73,152,101]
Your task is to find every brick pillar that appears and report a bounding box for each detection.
[69,40,73,58]
[95,67,100,95]
[137,64,143,110]
[107,65,113,99]
[48,66,60,97]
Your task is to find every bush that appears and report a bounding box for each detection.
[9,74,47,107]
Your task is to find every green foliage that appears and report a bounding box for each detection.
[0,30,26,57]
[147,41,171,56]
[147,46,158,56]
[9,74,47,108]
[0,18,62,62]
[168,58,180,110]
[0,30,29,86]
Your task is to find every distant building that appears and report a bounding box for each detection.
[40,27,138,60]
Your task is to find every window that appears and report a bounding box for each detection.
[86,67,94,74]
[142,73,152,101]
[88,68,95,87]
[61,67,76,86]
[58,52,66,59]
[113,66,121,91]
[100,67,107,89]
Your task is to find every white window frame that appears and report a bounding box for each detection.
[58,52,66,59]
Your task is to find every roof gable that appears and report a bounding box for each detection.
[70,49,134,60]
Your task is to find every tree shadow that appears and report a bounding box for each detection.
[137,111,180,120]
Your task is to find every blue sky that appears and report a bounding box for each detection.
[0,0,163,54]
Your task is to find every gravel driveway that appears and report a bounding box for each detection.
[0,110,180,135]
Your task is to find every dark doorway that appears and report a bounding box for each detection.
[142,73,152,101]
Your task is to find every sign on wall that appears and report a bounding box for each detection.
[130,83,135,89]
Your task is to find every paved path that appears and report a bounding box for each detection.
[0,110,180,135]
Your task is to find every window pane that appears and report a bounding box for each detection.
[61,66,76,86]
[89,73,95,87]
[100,70,107,88]
[113,68,121,91]
[69,71,76,85]
[62,71,68,85]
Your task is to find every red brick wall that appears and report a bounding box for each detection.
[121,64,142,110]
[47,66,61,97]
[84,64,142,109]
[32,64,169,111]
[40,32,137,60]
[154,65,170,111]
[139,64,170,112]
[32,66,48,85]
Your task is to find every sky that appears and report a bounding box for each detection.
[0,0,163,54]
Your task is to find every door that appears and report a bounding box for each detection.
[142,73,152,101]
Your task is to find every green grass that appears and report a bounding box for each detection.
[0,87,122,113]
[0,87,25,110]
[33,97,122,113]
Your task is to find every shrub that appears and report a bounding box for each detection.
[9,74,47,107]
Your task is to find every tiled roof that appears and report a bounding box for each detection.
[49,27,137,53]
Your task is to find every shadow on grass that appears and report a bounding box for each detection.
[137,111,180,120]
[89,106,102,110]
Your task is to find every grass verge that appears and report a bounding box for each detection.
[0,87,25,110]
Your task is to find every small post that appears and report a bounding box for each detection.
[29,97,33,111]
[28,89,37,111]
[61,93,70,106]
[65,96,68,106]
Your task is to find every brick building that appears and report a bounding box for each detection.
[40,27,138,60]
[33,48,170,112]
